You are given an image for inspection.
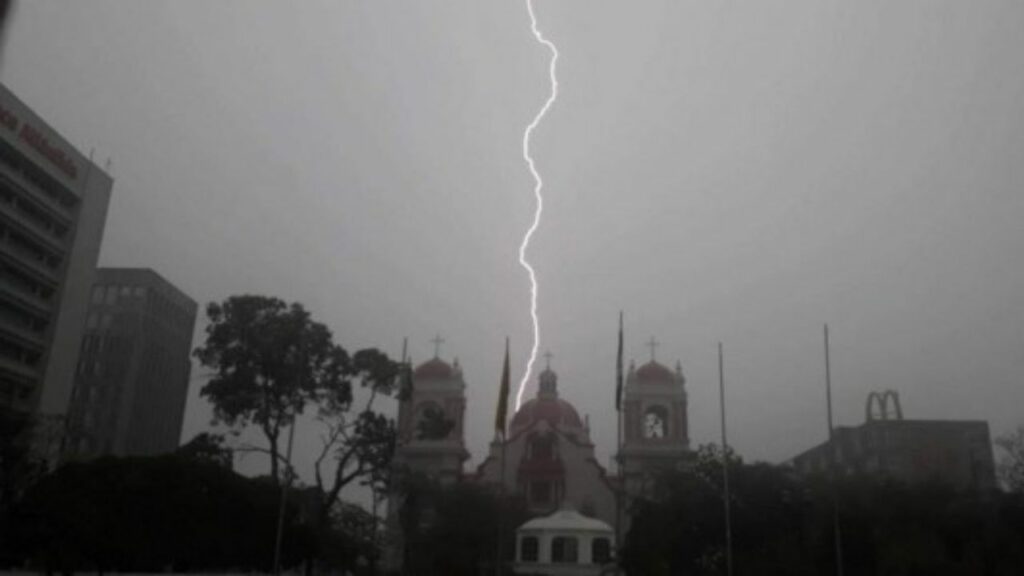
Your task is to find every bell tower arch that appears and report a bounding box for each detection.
[617,340,691,499]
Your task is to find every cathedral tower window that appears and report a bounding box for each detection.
[643,405,669,440]
[414,402,453,440]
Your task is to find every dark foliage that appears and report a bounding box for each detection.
[12,452,312,573]
[395,475,528,576]
[622,444,1024,576]
[0,407,45,567]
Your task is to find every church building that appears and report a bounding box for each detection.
[386,338,693,567]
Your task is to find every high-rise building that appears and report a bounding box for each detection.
[0,83,112,448]
[66,268,197,458]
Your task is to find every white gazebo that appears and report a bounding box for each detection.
[513,506,616,576]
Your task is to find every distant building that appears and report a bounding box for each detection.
[791,391,997,492]
[65,268,197,459]
[0,83,112,454]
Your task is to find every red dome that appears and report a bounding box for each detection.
[510,397,583,432]
[414,357,455,380]
[635,361,675,382]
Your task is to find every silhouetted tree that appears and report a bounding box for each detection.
[312,348,399,523]
[395,476,527,576]
[194,295,348,483]
[0,407,44,567]
[176,432,233,468]
[15,453,312,573]
[996,425,1024,493]
[622,446,1024,575]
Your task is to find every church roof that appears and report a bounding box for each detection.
[635,360,673,381]
[414,357,455,380]
[518,508,613,533]
[633,360,683,385]
[509,363,585,433]
[510,397,583,432]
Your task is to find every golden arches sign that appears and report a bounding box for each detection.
[866,390,903,421]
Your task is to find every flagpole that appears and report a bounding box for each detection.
[718,343,734,576]
[495,337,511,576]
[824,324,845,576]
[614,312,624,559]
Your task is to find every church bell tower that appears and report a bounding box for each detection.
[617,338,691,499]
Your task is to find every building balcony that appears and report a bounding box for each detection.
[0,164,75,223]
[0,277,52,317]
[0,243,60,285]
[0,201,67,256]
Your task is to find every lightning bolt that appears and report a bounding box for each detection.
[516,0,559,410]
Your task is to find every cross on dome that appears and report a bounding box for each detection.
[543,350,554,370]
[646,336,660,361]
[430,334,445,359]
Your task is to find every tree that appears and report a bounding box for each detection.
[194,295,348,484]
[394,475,527,576]
[194,294,402,570]
[177,432,233,469]
[312,348,399,520]
[996,426,1024,493]
[0,407,44,567]
[16,454,312,573]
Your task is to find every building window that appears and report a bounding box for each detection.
[591,537,611,564]
[551,536,578,564]
[643,405,669,440]
[520,536,539,563]
[104,285,118,305]
[100,314,113,329]
[120,285,132,297]
[134,286,146,298]
[91,285,104,304]
[86,312,99,329]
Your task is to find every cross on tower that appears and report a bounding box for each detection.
[430,334,445,359]
[543,350,554,370]
[646,336,660,362]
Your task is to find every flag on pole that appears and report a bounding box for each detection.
[495,337,511,438]
[615,311,624,411]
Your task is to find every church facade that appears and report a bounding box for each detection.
[386,344,693,566]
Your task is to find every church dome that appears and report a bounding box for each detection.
[509,362,584,434]
[635,360,673,381]
[633,360,685,386]
[414,357,455,380]
[510,397,583,433]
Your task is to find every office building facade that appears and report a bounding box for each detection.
[0,82,112,446]
[66,268,197,458]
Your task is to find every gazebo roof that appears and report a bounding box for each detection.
[518,508,613,533]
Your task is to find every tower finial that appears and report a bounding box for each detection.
[646,336,660,362]
[430,334,445,359]
[543,350,554,370]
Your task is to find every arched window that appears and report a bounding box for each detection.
[551,536,578,563]
[591,537,611,564]
[643,405,669,440]
[519,536,539,563]
[414,402,453,440]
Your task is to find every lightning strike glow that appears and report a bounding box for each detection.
[516,0,559,410]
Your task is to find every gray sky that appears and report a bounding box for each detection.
[2,0,1023,487]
